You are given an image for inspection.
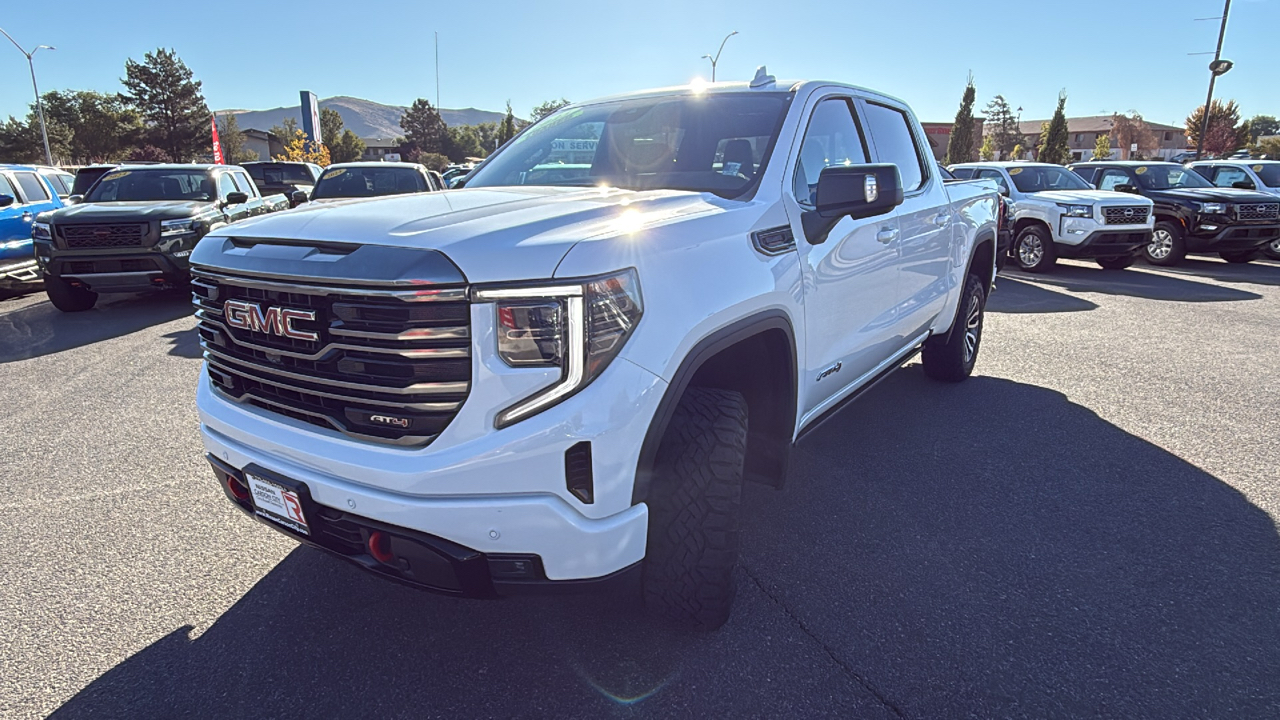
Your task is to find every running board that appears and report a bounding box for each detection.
[795,333,930,442]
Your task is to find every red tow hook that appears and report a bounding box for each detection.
[225,474,250,503]
[367,531,394,564]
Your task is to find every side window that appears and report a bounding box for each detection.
[862,102,927,192]
[950,167,977,179]
[234,172,260,197]
[217,173,239,199]
[792,98,868,207]
[14,172,50,203]
[1072,166,1096,185]
[1097,169,1132,191]
[975,169,1010,195]
[1212,166,1249,188]
[0,174,17,201]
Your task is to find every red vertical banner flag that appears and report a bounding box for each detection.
[211,115,224,164]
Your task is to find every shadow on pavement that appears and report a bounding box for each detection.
[0,290,193,364]
[988,277,1099,314]
[51,370,1280,717]
[1155,257,1280,287]
[1003,263,1261,303]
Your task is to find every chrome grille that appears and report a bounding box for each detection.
[192,269,471,446]
[1101,206,1149,225]
[59,223,147,248]
[1237,203,1279,221]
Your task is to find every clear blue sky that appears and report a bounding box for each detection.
[1,0,1276,129]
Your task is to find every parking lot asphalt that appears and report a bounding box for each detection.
[1,258,1278,719]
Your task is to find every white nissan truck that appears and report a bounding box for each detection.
[949,161,1154,272]
[192,71,1001,629]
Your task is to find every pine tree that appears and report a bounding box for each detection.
[945,74,977,165]
[319,108,344,147]
[983,95,1019,159]
[1093,133,1112,161]
[1037,92,1071,165]
[979,134,995,161]
[400,98,447,155]
[329,129,365,163]
[216,113,259,163]
[497,101,517,147]
[120,48,211,162]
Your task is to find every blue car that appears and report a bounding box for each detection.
[0,164,64,290]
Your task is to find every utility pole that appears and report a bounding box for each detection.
[701,31,738,83]
[435,32,440,110]
[0,27,55,166]
[1195,0,1232,161]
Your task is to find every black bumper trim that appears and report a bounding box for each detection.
[1187,223,1280,252]
[1055,229,1152,259]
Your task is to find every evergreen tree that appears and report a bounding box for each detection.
[268,117,298,145]
[216,113,259,163]
[1246,115,1278,143]
[983,94,1020,159]
[40,90,143,162]
[1093,133,1112,161]
[945,74,977,165]
[400,98,448,155]
[329,129,365,163]
[120,48,211,161]
[497,101,517,147]
[319,107,344,147]
[1037,92,1071,165]
[530,98,571,123]
[979,134,995,161]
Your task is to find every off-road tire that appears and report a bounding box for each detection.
[44,274,97,312]
[1013,225,1057,273]
[1096,255,1136,270]
[1145,221,1186,266]
[1263,238,1280,261]
[642,387,748,631]
[1220,250,1259,264]
[922,273,986,383]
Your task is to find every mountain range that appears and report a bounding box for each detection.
[221,96,508,139]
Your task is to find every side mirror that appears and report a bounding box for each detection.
[802,164,904,244]
[0,194,14,208]
[290,190,309,206]
[998,185,1011,197]
[225,191,249,205]
[1114,184,1140,195]
[1231,180,1256,190]
[67,194,84,205]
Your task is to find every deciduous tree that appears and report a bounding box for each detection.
[1245,115,1278,143]
[216,113,260,163]
[945,74,977,165]
[1111,112,1156,159]
[530,98,571,123]
[328,129,365,163]
[1185,100,1249,156]
[1093,133,1112,160]
[41,90,143,162]
[274,129,330,165]
[120,48,211,161]
[268,117,298,145]
[979,133,995,161]
[1037,92,1071,165]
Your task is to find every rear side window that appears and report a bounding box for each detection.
[1072,166,1097,184]
[1212,166,1250,188]
[950,167,977,179]
[14,172,50,203]
[975,169,1010,195]
[234,171,261,197]
[863,103,927,192]
[0,174,16,200]
[793,98,869,206]
[1097,169,1132,191]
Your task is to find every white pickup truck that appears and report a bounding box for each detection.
[191,71,1001,629]
[950,161,1154,272]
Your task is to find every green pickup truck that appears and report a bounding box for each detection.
[32,163,290,311]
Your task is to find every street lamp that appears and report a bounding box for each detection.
[1194,0,1232,161]
[0,27,56,166]
[701,31,738,83]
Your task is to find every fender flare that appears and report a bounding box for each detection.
[632,309,798,505]
[938,228,997,345]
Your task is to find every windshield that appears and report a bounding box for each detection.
[246,164,314,185]
[1254,164,1280,188]
[1134,165,1213,190]
[311,166,428,199]
[84,169,214,202]
[1007,165,1091,193]
[465,92,793,199]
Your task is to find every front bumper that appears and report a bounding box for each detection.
[0,259,41,290]
[39,233,199,293]
[1055,228,1152,259]
[1186,222,1280,252]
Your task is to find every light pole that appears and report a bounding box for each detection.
[701,31,738,83]
[0,27,55,166]
[1194,0,1232,161]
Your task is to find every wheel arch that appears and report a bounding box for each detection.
[633,310,798,504]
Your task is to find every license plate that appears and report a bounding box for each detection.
[246,472,309,536]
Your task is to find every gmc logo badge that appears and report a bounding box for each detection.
[223,299,318,341]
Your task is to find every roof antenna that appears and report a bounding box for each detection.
[750,66,775,88]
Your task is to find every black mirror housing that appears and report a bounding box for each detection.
[1114,183,1141,195]
[1232,180,1256,190]
[225,191,249,205]
[290,190,309,206]
[67,194,84,205]
[802,164,904,243]
[0,194,14,208]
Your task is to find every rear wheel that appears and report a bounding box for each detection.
[1013,225,1056,273]
[44,274,97,312]
[1096,255,1136,270]
[642,387,748,631]
[1220,250,1259,264]
[1145,221,1186,266]
[922,273,986,383]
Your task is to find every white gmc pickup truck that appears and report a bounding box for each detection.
[192,72,1001,629]
[950,161,1154,272]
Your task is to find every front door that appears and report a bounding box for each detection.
[784,94,902,421]
[0,173,35,243]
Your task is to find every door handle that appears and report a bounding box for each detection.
[876,227,899,244]
[22,211,32,221]
[932,214,950,227]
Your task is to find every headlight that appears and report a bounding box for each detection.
[160,217,198,236]
[1056,203,1092,218]
[31,221,51,241]
[475,268,643,428]
[1198,202,1226,214]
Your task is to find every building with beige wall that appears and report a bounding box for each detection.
[1013,115,1187,162]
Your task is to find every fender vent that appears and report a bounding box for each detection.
[751,226,795,256]
[565,442,594,504]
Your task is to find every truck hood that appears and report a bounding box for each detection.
[49,200,216,222]
[209,186,723,283]
[1143,187,1279,204]
[1027,189,1151,205]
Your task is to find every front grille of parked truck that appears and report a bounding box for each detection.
[191,269,471,446]
[1101,206,1150,225]
[58,223,147,248]
[1237,203,1279,221]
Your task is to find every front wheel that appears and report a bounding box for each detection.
[1096,255,1137,270]
[1220,250,1259,264]
[1264,237,1280,261]
[1145,222,1186,266]
[922,273,986,383]
[44,274,98,312]
[642,387,749,630]
[1013,225,1056,273]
